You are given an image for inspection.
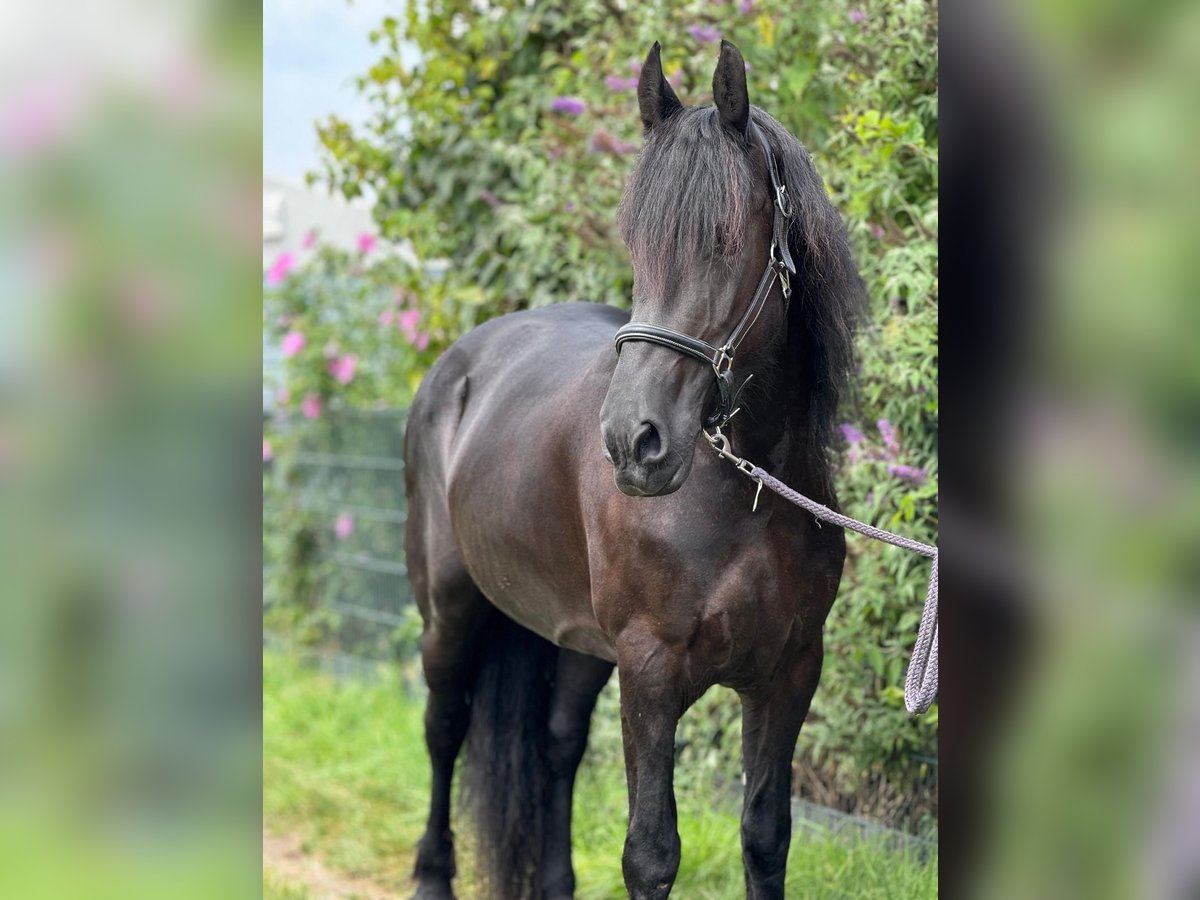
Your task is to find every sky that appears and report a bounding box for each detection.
[263,0,415,184]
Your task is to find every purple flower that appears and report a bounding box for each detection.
[877,419,900,458]
[687,24,722,44]
[606,75,637,93]
[550,96,586,116]
[840,423,866,445]
[849,8,865,23]
[334,513,354,540]
[887,464,927,486]
[629,59,642,75]
[738,0,754,12]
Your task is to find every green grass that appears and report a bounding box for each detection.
[264,651,937,898]
[263,871,312,900]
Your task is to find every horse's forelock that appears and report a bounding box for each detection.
[617,107,757,295]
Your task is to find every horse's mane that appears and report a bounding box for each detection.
[617,105,866,459]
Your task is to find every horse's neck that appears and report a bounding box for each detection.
[728,334,829,497]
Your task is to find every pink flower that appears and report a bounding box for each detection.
[849,8,865,23]
[378,308,394,327]
[415,332,430,351]
[334,513,354,540]
[869,222,885,240]
[262,439,273,462]
[265,251,296,285]
[398,308,422,344]
[328,354,358,385]
[281,331,306,358]
[301,230,316,250]
[356,232,377,255]
[738,0,754,12]
[301,394,322,419]
[275,387,290,406]
[2,84,74,157]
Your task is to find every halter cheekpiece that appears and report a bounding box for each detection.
[613,123,797,429]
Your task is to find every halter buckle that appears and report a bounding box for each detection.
[713,347,734,376]
[775,184,792,218]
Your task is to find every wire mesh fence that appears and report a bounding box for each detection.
[264,409,416,662]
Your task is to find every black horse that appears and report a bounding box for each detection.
[405,40,864,900]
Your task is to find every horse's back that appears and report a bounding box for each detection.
[404,302,627,659]
[406,302,625,474]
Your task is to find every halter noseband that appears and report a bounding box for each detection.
[613,123,797,429]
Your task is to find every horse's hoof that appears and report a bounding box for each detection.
[412,882,455,900]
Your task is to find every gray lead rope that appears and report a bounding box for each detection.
[706,431,938,714]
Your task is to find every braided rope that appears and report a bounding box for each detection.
[747,466,939,715]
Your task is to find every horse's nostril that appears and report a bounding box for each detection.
[632,421,664,465]
[601,424,620,465]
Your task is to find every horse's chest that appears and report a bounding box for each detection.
[628,528,835,691]
[683,586,801,686]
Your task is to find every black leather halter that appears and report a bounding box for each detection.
[613,124,797,429]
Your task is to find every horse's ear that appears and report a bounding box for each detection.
[712,40,749,137]
[637,41,682,133]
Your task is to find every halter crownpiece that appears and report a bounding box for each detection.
[613,123,796,429]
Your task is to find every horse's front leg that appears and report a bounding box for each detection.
[617,639,686,900]
[738,637,825,900]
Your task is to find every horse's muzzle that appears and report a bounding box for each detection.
[600,415,694,496]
